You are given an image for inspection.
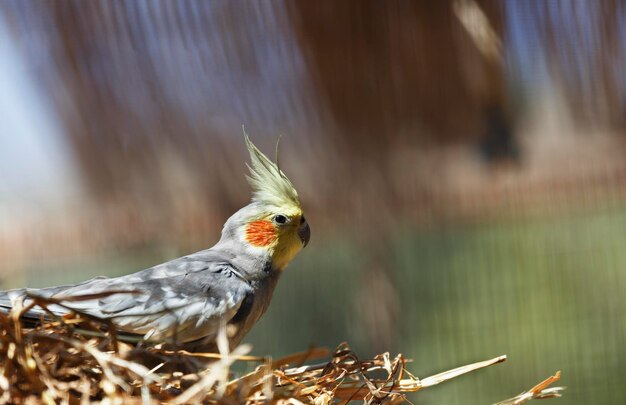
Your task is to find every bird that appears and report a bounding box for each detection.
[0,131,310,351]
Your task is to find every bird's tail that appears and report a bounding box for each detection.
[0,287,66,324]
[0,288,25,313]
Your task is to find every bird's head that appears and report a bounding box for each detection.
[219,131,310,271]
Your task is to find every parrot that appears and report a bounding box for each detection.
[0,132,310,351]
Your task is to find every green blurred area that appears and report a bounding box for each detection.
[250,206,626,404]
[17,205,626,403]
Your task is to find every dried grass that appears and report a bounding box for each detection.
[0,296,564,404]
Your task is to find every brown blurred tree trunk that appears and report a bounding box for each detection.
[288,0,509,350]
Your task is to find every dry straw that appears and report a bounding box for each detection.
[0,294,564,403]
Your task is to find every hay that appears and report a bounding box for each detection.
[0,296,564,404]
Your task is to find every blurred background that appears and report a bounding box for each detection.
[1,0,625,403]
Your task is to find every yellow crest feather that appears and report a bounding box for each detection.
[243,128,301,210]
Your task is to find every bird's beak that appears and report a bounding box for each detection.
[298,222,311,248]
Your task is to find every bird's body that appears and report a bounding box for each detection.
[0,133,310,351]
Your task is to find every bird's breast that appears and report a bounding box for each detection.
[227,273,280,347]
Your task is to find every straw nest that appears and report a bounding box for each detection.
[0,295,564,404]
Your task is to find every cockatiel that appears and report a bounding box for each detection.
[0,132,310,351]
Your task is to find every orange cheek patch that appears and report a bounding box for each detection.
[246,220,278,247]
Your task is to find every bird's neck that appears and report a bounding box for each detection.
[212,236,278,281]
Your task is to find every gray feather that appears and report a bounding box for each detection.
[0,252,256,344]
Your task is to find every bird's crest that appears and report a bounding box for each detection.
[243,128,301,211]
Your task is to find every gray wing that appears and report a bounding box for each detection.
[0,252,253,344]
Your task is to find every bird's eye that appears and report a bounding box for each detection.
[273,214,288,225]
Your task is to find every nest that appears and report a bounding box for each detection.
[0,296,564,404]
